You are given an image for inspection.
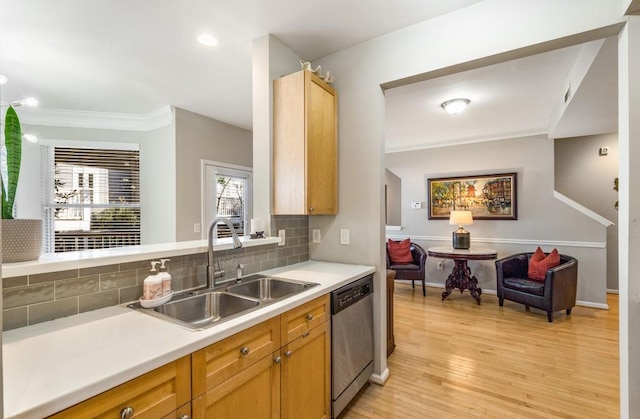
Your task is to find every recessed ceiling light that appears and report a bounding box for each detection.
[441,98,470,115]
[23,133,38,143]
[0,74,7,85]
[11,97,39,107]
[197,33,219,47]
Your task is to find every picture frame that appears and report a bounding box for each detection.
[427,172,517,220]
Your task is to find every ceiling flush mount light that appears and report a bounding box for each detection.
[197,33,219,47]
[441,98,470,115]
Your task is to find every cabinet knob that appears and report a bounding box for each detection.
[120,406,134,419]
[309,207,314,212]
[178,415,190,419]
[274,356,282,364]
[285,350,293,358]
[306,313,313,321]
[240,346,250,356]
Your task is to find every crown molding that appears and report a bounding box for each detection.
[18,105,173,132]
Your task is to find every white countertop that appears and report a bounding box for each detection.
[2,260,375,418]
[2,236,281,278]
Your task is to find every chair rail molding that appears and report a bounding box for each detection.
[385,235,606,249]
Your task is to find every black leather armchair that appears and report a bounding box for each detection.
[495,252,578,322]
[386,242,427,296]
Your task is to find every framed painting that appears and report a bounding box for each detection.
[427,172,517,220]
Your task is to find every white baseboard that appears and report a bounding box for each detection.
[370,368,390,386]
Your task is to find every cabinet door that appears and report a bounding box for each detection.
[192,355,280,419]
[305,72,337,215]
[192,317,280,397]
[273,70,306,215]
[281,321,331,419]
[281,294,329,344]
[49,356,191,419]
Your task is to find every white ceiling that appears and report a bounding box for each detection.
[0,0,617,146]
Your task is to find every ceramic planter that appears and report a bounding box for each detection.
[2,219,43,263]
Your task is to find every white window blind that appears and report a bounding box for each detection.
[41,146,140,253]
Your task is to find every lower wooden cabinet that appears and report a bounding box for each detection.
[281,321,331,419]
[51,294,331,419]
[49,356,191,419]
[192,355,280,419]
[162,402,192,419]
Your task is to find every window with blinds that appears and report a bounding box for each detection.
[41,146,140,253]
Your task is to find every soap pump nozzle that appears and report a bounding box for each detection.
[150,261,160,274]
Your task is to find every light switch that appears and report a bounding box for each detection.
[340,229,350,245]
[194,223,201,233]
[312,229,321,243]
[278,229,286,246]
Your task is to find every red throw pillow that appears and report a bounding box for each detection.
[528,247,560,281]
[388,239,414,263]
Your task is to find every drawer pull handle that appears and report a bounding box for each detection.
[306,313,314,321]
[274,356,282,364]
[302,332,310,338]
[120,406,134,419]
[240,346,250,356]
[285,350,293,357]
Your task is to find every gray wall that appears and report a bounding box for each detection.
[174,108,253,242]
[386,135,608,305]
[555,133,618,290]
[385,169,401,226]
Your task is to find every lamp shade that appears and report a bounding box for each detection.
[449,210,473,226]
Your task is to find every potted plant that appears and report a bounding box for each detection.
[2,105,42,262]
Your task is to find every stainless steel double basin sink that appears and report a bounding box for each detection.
[128,274,319,330]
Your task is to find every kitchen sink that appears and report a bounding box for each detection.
[225,274,317,301]
[128,274,319,330]
[129,292,261,330]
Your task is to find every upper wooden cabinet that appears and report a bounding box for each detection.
[273,70,338,215]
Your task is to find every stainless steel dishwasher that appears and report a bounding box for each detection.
[331,274,374,418]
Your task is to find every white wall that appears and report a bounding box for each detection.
[17,121,177,245]
[174,108,252,242]
[386,136,607,306]
[252,35,302,236]
[617,14,640,419]
[301,0,623,393]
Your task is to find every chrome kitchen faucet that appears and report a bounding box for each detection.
[207,217,242,289]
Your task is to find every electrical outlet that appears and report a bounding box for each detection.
[340,229,350,245]
[193,223,201,233]
[278,229,286,246]
[437,261,444,270]
[312,229,321,243]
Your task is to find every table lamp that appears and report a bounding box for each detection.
[449,210,473,249]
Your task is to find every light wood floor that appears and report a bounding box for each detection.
[340,285,619,419]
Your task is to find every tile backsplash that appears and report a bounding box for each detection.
[2,215,309,331]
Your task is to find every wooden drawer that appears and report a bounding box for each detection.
[192,316,280,397]
[49,356,191,419]
[281,295,329,344]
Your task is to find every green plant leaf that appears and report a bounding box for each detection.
[2,106,22,219]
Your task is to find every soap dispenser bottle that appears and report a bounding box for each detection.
[159,258,172,297]
[143,261,162,300]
